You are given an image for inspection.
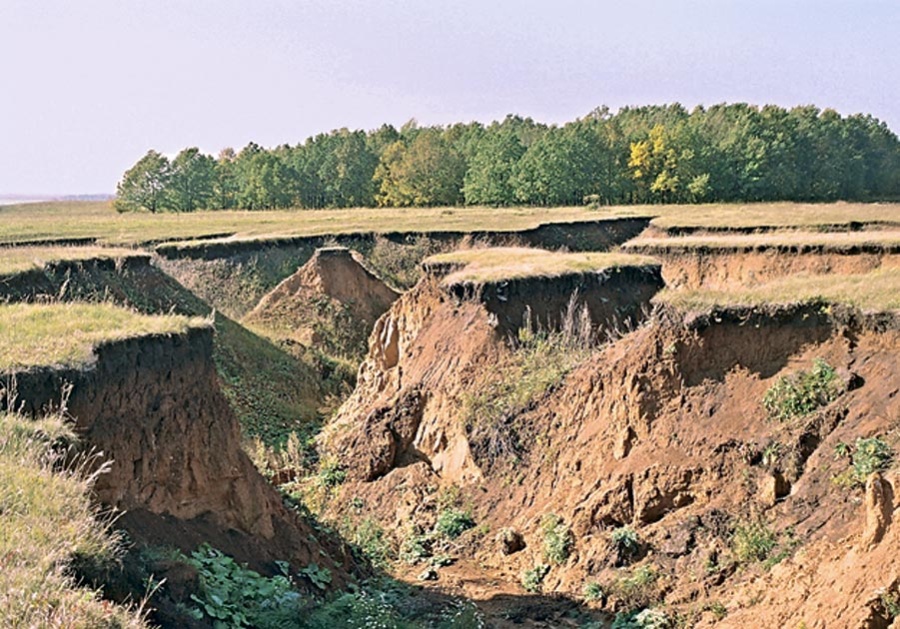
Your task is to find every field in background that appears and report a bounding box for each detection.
[2,200,900,247]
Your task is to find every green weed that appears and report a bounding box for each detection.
[521,564,551,593]
[763,359,841,421]
[541,513,574,565]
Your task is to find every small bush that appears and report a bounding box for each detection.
[833,436,894,488]
[351,518,393,570]
[609,565,660,612]
[435,508,476,539]
[852,437,894,480]
[318,457,347,488]
[583,581,604,602]
[611,526,641,564]
[541,513,574,565]
[399,530,434,565]
[612,608,671,629]
[763,358,841,421]
[522,563,551,593]
[305,589,416,629]
[732,520,777,564]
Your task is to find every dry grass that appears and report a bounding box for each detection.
[0,245,145,275]
[658,267,900,312]
[0,303,207,371]
[427,247,659,284]
[647,202,900,231]
[0,411,148,628]
[624,230,900,252]
[2,200,898,248]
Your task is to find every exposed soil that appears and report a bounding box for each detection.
[4,326,356,626]
[319,262,900,626]
[245,247,399,358]
[641,249,900,290]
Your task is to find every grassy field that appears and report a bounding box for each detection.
[657,267,900,312]
[0,303,207,371]
[427,247,659,284]
[0,245,144,275]
[0,411,147,627]
[1,201,899,248]
[646,202,900,231]
[624,230,900,252]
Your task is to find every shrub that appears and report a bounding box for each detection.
[834,436,894,487]
[399,530,434,565]
[351,518,393,570]
[318,457,347,488]
[609,565,660,612]
[435,508,476,539]
[541,513,574,565]
[612,608,671,628]
[521,563,551,593]
[732,520,777,564]
[852,437,894,481]
[583,581,604,602]
[763,358,841,421]
[611,526,641,564]
[304,589,416,629]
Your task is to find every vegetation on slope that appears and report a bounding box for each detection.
[0,411,147,628]
[0,303,205,371]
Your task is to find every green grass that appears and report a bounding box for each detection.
[624,229,900,252]
[0,411,147,627]
[2,200,898,248]
[0,245,146,275]
[427,247,659,284]
[657,267,900,312]
[0,303,206,371]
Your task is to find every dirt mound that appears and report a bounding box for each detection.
[245,247,400,358]
[320,264,900,626]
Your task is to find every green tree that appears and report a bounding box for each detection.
[114,149,171,212]
[167,147,216,211]
[233,143,295,209]
[374,130,465,206]
[463,126,525,205]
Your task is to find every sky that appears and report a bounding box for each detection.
[0,0,898,196]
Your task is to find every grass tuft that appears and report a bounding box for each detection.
[0,411,147,627]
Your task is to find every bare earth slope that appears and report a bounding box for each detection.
[245,247,400,358]
[319,259,900,626]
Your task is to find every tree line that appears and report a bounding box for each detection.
[115,103,900,212]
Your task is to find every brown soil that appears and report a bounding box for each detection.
[320,261,900,626]
[638,249,900,290]
[245,247,399,356]
[6,326,356,625]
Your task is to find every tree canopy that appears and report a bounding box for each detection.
[116,103,900,212]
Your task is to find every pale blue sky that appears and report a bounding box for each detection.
[1,0,897,195]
